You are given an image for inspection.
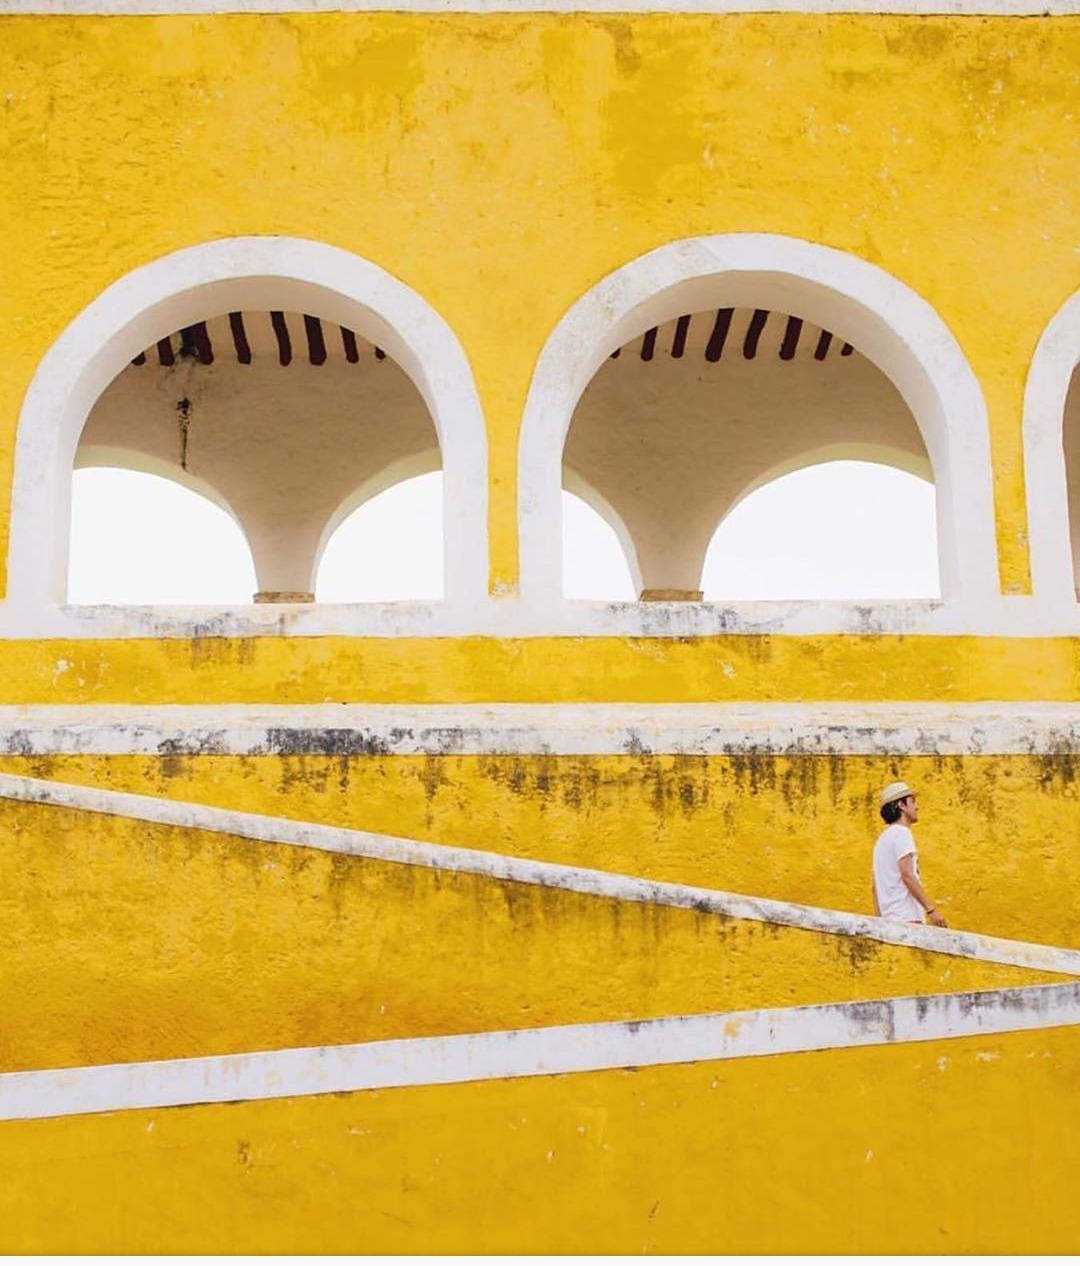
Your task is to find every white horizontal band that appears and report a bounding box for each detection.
[2,770,1078,976]
[1,596,1077,640]
[2,982,1076,1123]
[0,1,1074,14]
[0,702,1076,757]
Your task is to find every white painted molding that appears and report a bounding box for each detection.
[0,593,1077,638]
[519,234,999,610]
[1024,288,1079,607]
[2,771,1078,976]
[0,702,1077,757]
[1,1,1077,15]
[3,236,489,620]
[1,982,1076,1123]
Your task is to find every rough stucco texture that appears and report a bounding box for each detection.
[1,1026,1077,1253]
[0,13,1078,595]
[0,794,1063,1074]
[0,634,1076,704]
[2,749,1075,951]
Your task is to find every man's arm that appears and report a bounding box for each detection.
[898,854,947,927]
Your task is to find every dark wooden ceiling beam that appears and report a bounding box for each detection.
[742,308,769,359]
[270,311,292,366]
[229,312,252,365]
[705,308,734,362]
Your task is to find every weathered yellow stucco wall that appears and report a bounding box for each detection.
[0,632,1075,706]
[2,1025,1077,1253]
[0,13,1076,1253]
[1,793,1062,1073]
[0,11,1078,597]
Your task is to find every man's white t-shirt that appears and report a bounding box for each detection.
[872,823,924,922]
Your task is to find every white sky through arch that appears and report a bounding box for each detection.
[68,462,937,605]
[701,461,939,600]
[316,472,444,602]
[69,468,256,605]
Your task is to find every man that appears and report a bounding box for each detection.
[872,781,947,927]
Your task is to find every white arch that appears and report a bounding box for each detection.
[4,236,488,621]
[518,234,998,608]
[1023,288,1079,606]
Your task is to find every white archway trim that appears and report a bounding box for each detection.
[519,234,998,614]
[3,236,488,631]
[1023,288,1079,607]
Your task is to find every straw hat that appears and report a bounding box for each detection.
[879,780,915,809]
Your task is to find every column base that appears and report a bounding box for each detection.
[253,591,315,604]
[639,588,704,602]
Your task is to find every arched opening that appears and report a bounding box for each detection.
[701,461,939,600]
[74,307,440,603]
[316,471,444,602]
[563,308,937,601]
[69,467,257,605]
[5,237,487,625]
[521,235,997,618]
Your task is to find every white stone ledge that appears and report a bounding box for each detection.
[2,770,1078,976]
[0,595,1077,640]
[1,982,1076,1123]
[0,702,1076,757]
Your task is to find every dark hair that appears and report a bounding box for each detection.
[880,798,905,824]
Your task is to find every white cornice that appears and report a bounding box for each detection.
[0,702,1077,756]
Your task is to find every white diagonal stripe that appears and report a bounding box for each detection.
[2,770,1078,976]
[1,983,1076,1122]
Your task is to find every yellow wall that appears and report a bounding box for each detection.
[0,794,1061,1073]
[2,1025,1076,1253]
[2,750,1075,950]
[0,633,1075,704]
[0,12,1078,596]
[0,14,1075,1250]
